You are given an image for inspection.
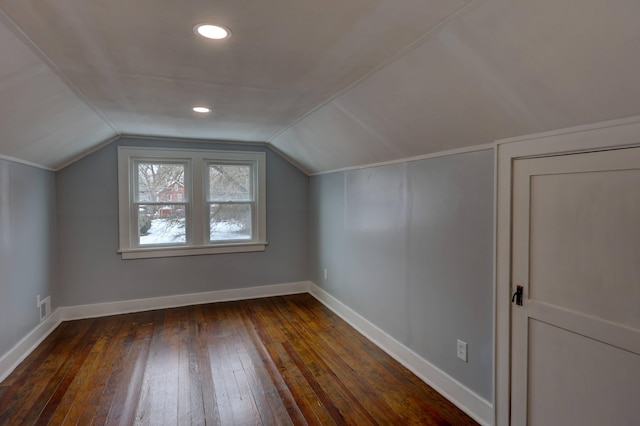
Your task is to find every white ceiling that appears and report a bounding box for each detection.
[2,0,640,173]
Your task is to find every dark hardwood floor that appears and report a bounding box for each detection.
[0,294,477,425]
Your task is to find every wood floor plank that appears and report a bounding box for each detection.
[270,297,401,425]
[260,298,371,425]
[0,294,478,425]
[35,320,103,424]
[244,300,328,425]
[240,303,306,425]
[0,321,80,389]
[214,303,263,426]
[285,294,474,425]
[104,311,156,425]
[62,342,112,423]
[90,311,154,425]
[183,306,207,426]
[193,304,221,425]
[225,303,280,425]
[60,315,134,424]
[277,295,428,421]
[248,298,340,426]
[0,320,94,421]
[135,308,183,425]
[202,303,237,425]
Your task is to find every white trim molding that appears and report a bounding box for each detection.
[0,282,310,382]
[0,154,56,171]
[53,135,121,171]
[494,114,640,426]
[311,143,495,176]
[0,310,63,383]
[117,146,267,259]
[2,278,492,426]
[309,282,493,426]
[59,281,311,321]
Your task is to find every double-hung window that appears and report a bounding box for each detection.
[118,147,266,259]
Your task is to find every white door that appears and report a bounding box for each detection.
[510,148,640,425]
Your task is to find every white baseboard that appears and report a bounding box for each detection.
[0,310,63,383]
[59,281,311,321]
[0,281,310,382]
[309,282,494,426]
[1,279,493,426]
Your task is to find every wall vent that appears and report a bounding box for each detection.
[37,295,51,322]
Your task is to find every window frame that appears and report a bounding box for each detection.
[205,160,256,244]
[118,147,266,259]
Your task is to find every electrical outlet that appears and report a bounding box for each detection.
[457,339,468,362]
[323,269,328,280]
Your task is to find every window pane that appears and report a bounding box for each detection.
[138,204,186,245]
[137,162,185,202]
[210,204,252,241]
[209,164,251,201]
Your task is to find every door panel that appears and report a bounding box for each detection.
[511,148,640,425]
[528,320,640,426]
[529,170,640,329]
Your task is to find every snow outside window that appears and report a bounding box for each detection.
[118,147,266,259]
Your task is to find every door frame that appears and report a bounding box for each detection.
[494,115,640,425]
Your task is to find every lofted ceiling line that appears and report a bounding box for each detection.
[0,153,55,172]
[52,133,311,175]
[4,0,640,174]
[265,142,311,175]
[53,135,121,172]
[265,0,481,144]
[0,6,120,136]
[310,142,495,176]
[119,134,267,147]
[118,134,311,175]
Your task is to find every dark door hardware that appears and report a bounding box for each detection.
[511,285,523,306]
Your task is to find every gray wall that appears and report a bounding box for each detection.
[0,159,58,357]
[5,137,493,404]
[309,149,494,401]
[56,138,309,306]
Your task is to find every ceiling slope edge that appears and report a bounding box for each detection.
[309,143,495,176]
[56,133,312,176]
[0,153,55,171]
[266,0,480,144]
[118,134,312,176]
[53,135,122,172]
[0,8,118,169]
[272,0,640,174]
[0,8,118,134]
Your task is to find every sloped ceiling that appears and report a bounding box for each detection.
[2,0,640,173]
[0,14,114,168]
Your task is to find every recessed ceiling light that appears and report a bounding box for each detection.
[194,24,231,40]
[192,106,211,113]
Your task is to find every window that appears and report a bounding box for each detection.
[118,147,266,259]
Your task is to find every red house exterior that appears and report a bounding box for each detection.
[157,183,184,202]
[156,183,185,218]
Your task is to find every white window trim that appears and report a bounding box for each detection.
[117,147,267,259]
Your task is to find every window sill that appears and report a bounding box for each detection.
[119,242,267,259]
